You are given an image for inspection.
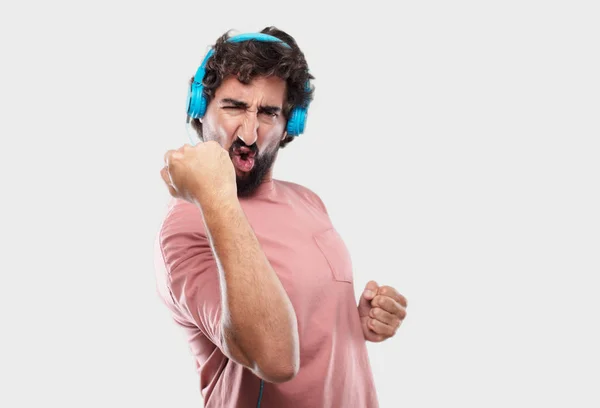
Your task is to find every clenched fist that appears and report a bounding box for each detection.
[160,141,237,206]
[358,281,407,343]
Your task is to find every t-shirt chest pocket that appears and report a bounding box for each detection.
[313,228,354,283]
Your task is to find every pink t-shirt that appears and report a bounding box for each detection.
[154,179,379,408]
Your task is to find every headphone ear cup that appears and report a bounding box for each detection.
[187,82,208,119]
[286,106,308,136]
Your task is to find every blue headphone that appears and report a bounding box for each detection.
[186,33,310,137]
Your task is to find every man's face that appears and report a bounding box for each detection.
[202,75,288,197]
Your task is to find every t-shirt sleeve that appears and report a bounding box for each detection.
[158,203,224,350]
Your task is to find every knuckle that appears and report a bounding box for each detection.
[371,296,379,308]
[372,298,381,309]
[380,296,391,309]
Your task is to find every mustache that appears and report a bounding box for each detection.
[229,138,259,155]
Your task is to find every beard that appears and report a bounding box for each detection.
[228,138,279,197]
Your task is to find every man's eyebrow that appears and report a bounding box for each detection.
[258,105,282,113]
[220,98,282,113]
[220,98,248,108]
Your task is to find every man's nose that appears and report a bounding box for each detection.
[236,112,259,146]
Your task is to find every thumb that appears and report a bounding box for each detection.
[357,280,379,317]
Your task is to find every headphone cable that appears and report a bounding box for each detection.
[256,379,264,407]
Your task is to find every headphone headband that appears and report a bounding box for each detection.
[226,33,291,46]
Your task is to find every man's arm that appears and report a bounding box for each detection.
[199,196,300,383]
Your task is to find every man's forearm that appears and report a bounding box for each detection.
[197,195,299,381]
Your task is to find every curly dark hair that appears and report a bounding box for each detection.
[188,26,315,148]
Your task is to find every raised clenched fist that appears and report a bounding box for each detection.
[160,141,237,206]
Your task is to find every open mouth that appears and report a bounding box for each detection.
[231,146,257,173]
